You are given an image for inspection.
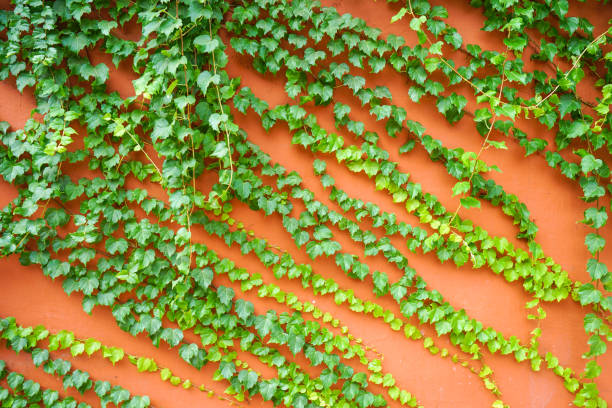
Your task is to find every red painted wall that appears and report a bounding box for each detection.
[0,0,610,407]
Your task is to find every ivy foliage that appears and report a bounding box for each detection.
[0,0,610,407]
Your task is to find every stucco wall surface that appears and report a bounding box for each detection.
[0,0,611,407]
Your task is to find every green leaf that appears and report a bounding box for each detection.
[585,335,606,357]
[495,103,518,120]
[16,73,35,92]
[356,391,375,408]
[343,75,366,94]
[219,361,236,380]
[336,253,355,272]
[106,237,128,255]
[522,138,547,156]
[330,63,350,79]
[102,346,124,364]
[98,20,118,35]
[42,389,60,406]
[116,269,138,285]
[7,372,24,390]
[452,181,470,196]
[408,86,425,103]
[62,32,90,53]
[94,381,111,397]
[435,320,452,335]
[566,120,589,139]
[313,225,333,240]
[390,284,407,302]
[308,81,333,104]
[84,339,101,356]
[584,314,602,333]
[372,271,389,296]
[558,94,580,118]
[580,178,605,201]
[436,93,467,123]
[288,34,307,49]
[584,360,602,379]
[351,262,370,280]
[91,64,109,84]
[387,34,405,50]
[382,373,396,387]
[371,104,392,121]
[552,0,569,17]
[321,240,341,256]
[313,159,327,175]
[444,30,462,49]
[235,299,254,321]
[179,343,198,364]
[347,120,365,136]
[194,34,219,53]
[70,342,85,357]
[304,48,325,66]
[295,231,310,247]
[409,16,426,32]
[66,369,90,393]
[23,380,40,399]
[460,197,480,209]
[474,108,492,122]
[136,357,158,373]
[209,114,228,132]
[368,57,386,73]
[45,208,70,227]
[390,8,407,23]
[288,333,305,355]
[192,268,213,289]
[504,35,527,51]
[388,386,400,400]
[151,118,172,142]
[197,71,220,94]
[578,283,602,305]
[586,258,608,280]
[327,39,345,56]
[196,327,217,345]
[32,348,49,367]
[399,139,416,153]
[429,41,443,55]
[580,154,603,175]
[585,235,606,255]
[583,207,607,229]
[559,161,580,179]
[233,179,252,200]
[160,368,172,381]
[259,380,278,400]
[217,286,235,306]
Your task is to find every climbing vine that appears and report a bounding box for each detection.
[0,0,610,407]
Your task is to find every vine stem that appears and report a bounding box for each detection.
[209,18,234,195]
[125,128,163,179]
[177,0,195,268]
[524,33,596,108]
[17,76,68,250]
[448,68,506,229]
[529,29,608,110]
[406,0,608,113]
[15,163,62,251]
[221,207,386,358]
[585,135,602,379]
[406,0,487,97]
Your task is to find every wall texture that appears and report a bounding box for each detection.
[0,0,610,407]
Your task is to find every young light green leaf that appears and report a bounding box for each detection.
[460,197,480,209]
[452,181,470,196]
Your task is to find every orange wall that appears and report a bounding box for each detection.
[0,0,610,407]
